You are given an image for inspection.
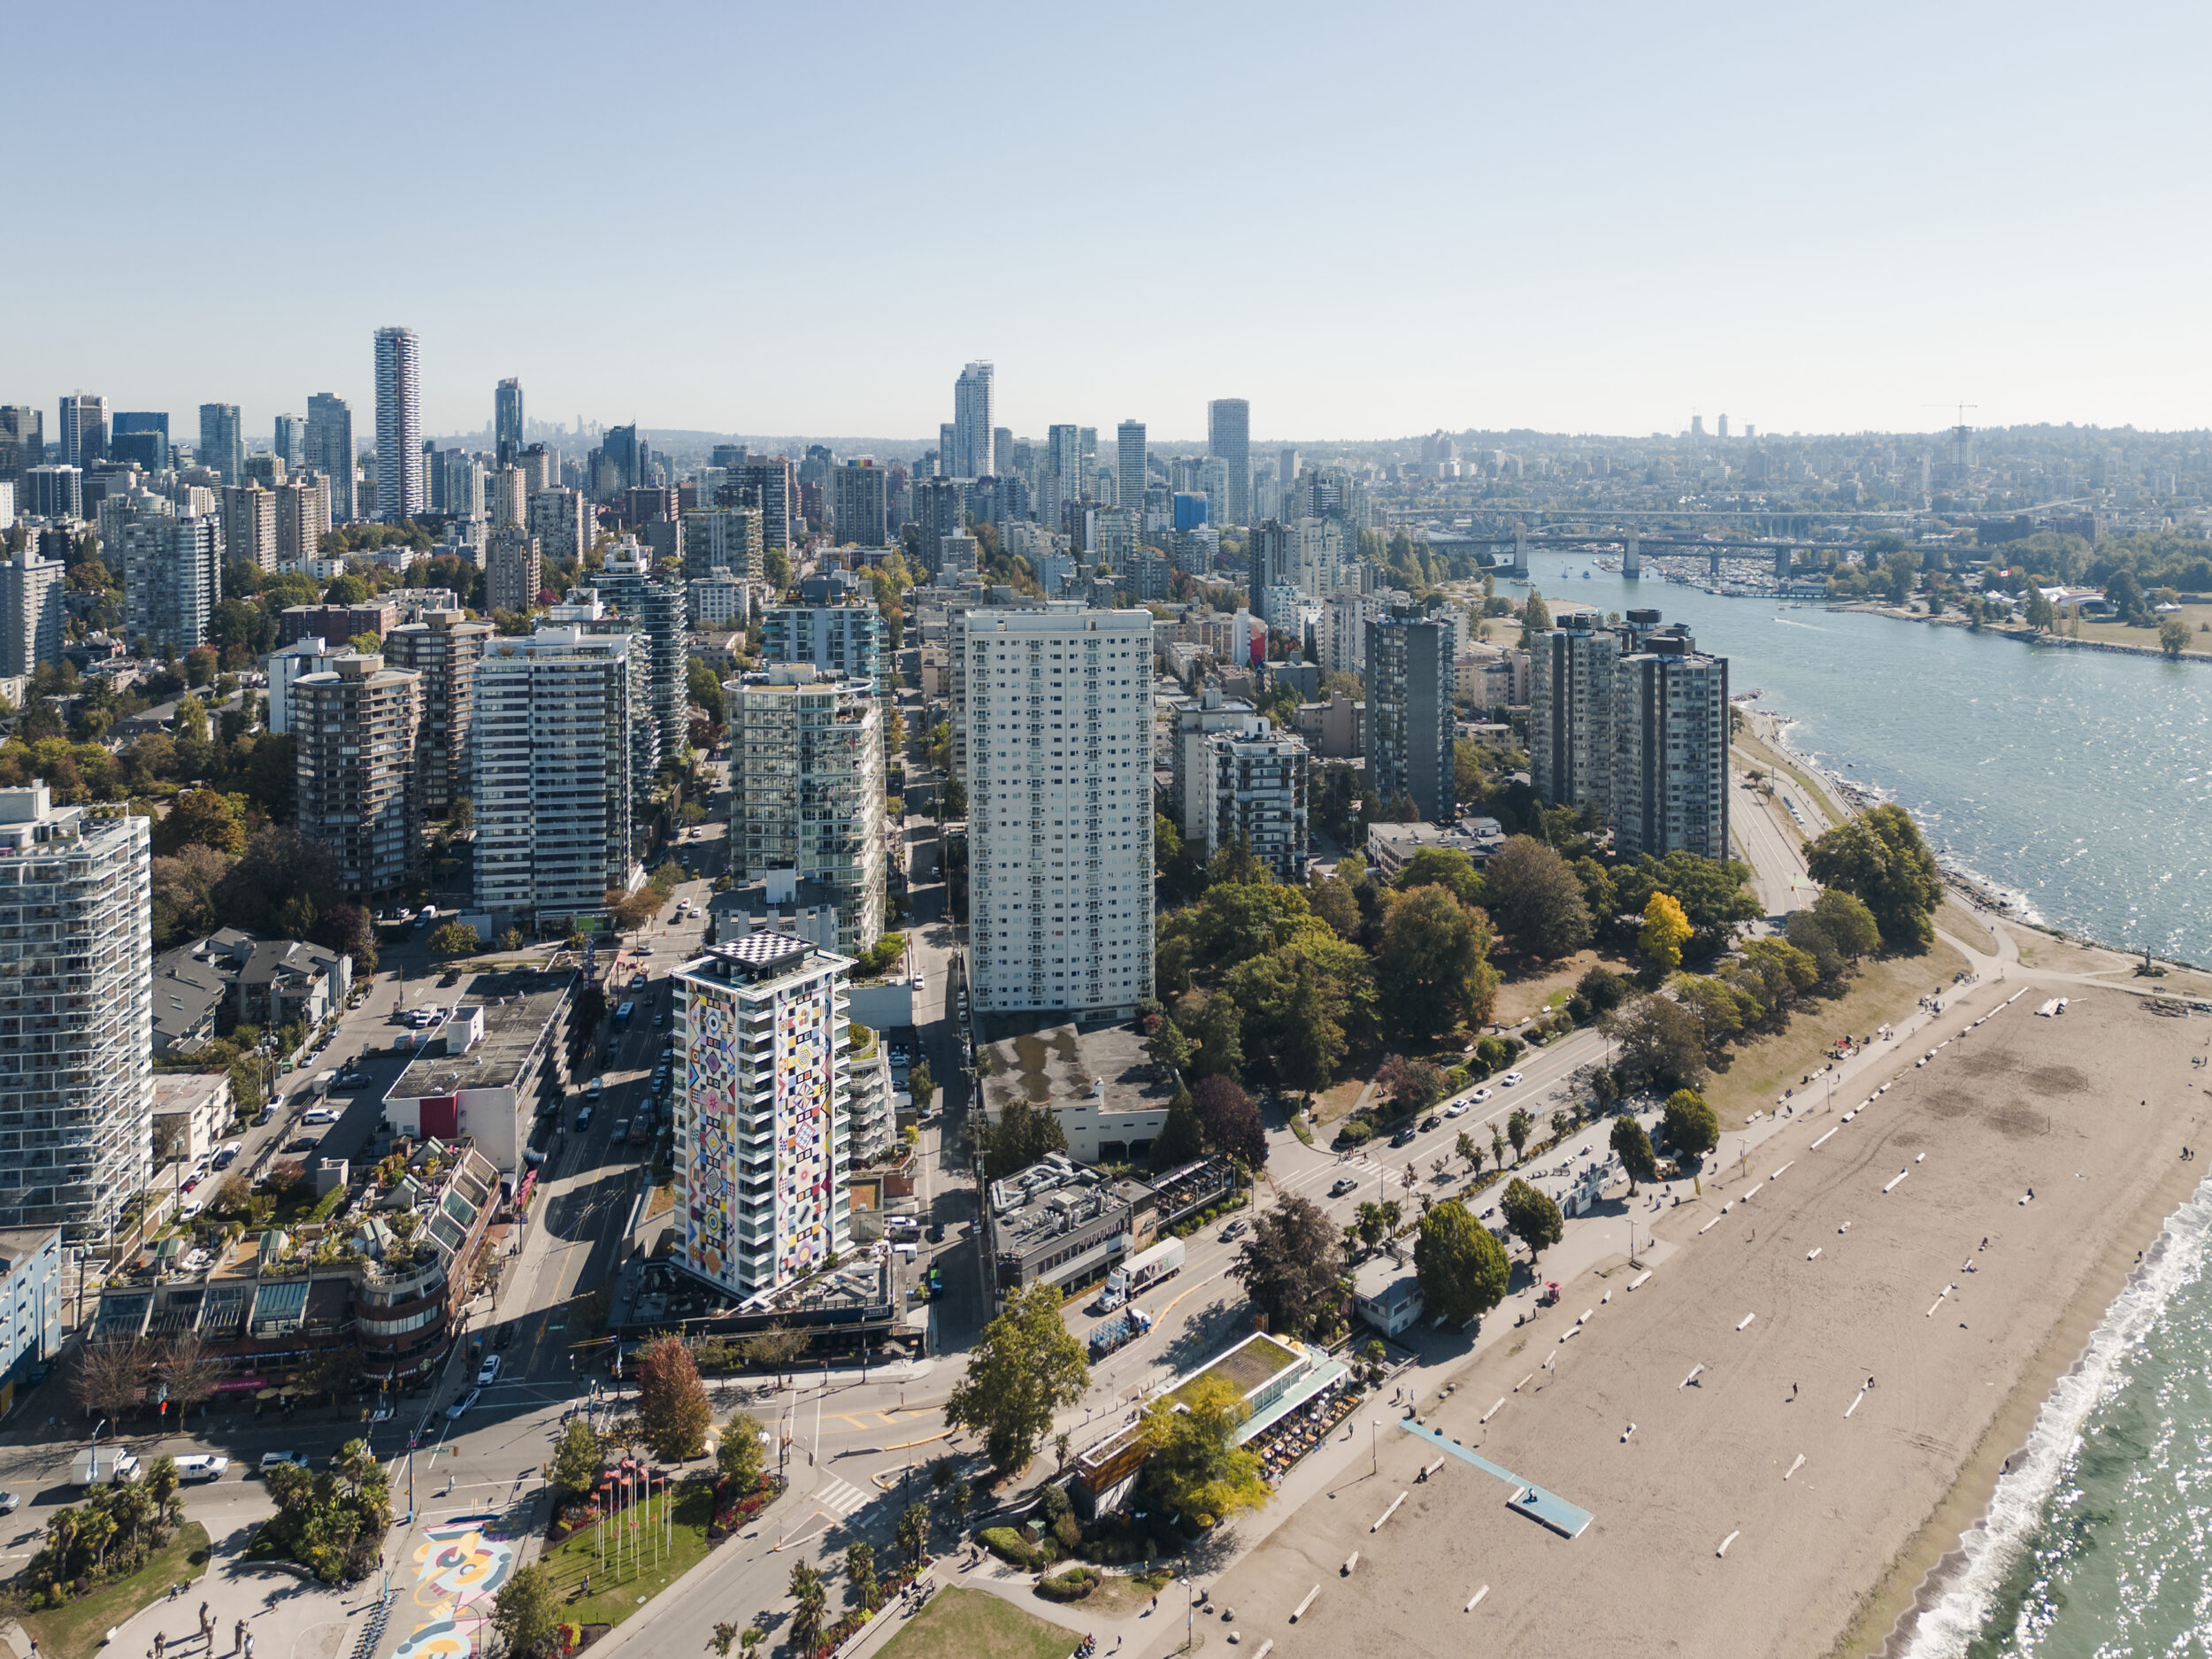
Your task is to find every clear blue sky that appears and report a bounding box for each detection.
[16,2,2208,445]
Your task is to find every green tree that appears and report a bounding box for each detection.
[1639,891,1691,972]
[1189,994,1245,1079]
[716,1413,764,1492]
[1144,1017,1194,1078]
[1481,835,1594,959]
[1577,965,1629,1013]
[907,1059,936,1115]
[1663,1088,1719,1156]
[1388,846,1485,909]
[1612,852,1762,955]
[1275,963,1346,1096]
[550,1417,601,1494]
[1500,1178,1563,1263]
[1138,1374,1270,1525]
[428,921,480,957]
[634,1334,711,1462]
[1455,1130,1484,1177]
[490,1562,561,1659]
[844,1540,877,1611]
[787,1562,827,1655]
[1377,885,1497,1038]
[2162,616,2192,657]
[945,1283,1089,1471]
[1231,1194,1343,1339]
[895,1502,928,1568]
[1805,803,1944,949]
[152,788,247,857]
[1610,1116,1658,1191]
[1148,1078,1205,1171]
[1414,1199,1510,1325]
[1782,911,1846,984]
[323,574,370,605]
[977,1092,1067,1182]
[1610,993,1709,1087]
[1522,589,1552,633]
[1811,887,1881,961]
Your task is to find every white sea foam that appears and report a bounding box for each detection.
[1898,1172,2212,1657]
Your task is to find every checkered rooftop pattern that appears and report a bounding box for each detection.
[721,933,810,969]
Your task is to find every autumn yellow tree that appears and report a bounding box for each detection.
[1639,891,1692,973]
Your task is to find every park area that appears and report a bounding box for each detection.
[876,1587,1079,1659]
[19,1524,211,1659]
[534,1480,715,1629]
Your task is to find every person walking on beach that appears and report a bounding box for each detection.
[234,1621,245,1655]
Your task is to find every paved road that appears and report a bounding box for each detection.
[1730,770,1816,916]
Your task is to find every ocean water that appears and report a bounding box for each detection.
[1512,558,2212,1652]
[1510,561,2212,962]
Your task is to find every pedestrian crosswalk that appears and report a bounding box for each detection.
[815,1475,870,1517]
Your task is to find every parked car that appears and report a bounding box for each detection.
[446,1388,480,1422]
[284,1135,318,1153]
[0,1491,19,1513]
[636,943,654,956]
[925,1223,945,1244]
[631,973,649,990]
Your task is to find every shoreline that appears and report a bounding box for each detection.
[1843,1067,2212,1658]
[1748,703,2212,975]
[1196,963,2212,1658]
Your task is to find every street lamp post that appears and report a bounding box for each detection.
[1371,1417,1380,1476]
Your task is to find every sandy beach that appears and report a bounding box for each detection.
[1201,974,2212,1658]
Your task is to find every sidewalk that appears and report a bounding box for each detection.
[48,1532,381,1659]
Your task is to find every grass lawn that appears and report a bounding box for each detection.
[876,1587,1080,1659]
[534,1479,714,1628]
[1698,941,1968,1130]
[1491,949,1632,1026]
[1309,1064,1374,1127]
[2062,606,2212,656]
[22,1523,211,1659]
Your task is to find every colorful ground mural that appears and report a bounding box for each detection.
[391,1517,517,1659]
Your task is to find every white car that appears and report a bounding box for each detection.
[174,1455,229,1482]
[1500,1071,1525,1087]
[446,1388,481,1422]
[301,1107,339,1125]
[1471,1087,1494,1103]
[1445,1100,1470,1118]
[477,1353,502,1386]
[910,973,926,990]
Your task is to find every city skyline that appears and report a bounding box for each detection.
[10,4,2209,439]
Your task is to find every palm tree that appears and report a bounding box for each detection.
[896,1502,929,1569]
[1456,1131,1483,1177]
[787,1563,826,1655]
[950,1482,972,1529]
